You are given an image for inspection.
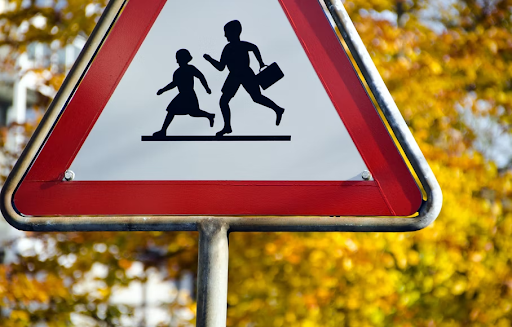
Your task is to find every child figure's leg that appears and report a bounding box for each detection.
[216,94,233,136]
[189,109,215,127]
[153,112,175,136]
[216,76,240,136]
[245,82,285,125]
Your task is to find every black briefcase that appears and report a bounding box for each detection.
[257,62,284,90]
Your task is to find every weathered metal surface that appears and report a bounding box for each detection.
[196,219,229,327]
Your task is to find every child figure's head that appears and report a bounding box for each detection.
[224,20,242,42]
[176,49,192,65]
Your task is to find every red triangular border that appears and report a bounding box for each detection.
[13,0,421,216]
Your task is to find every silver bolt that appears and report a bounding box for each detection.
[63,170,75,181]
[361,170,372,181]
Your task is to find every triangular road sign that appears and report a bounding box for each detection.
[1,0,441,230]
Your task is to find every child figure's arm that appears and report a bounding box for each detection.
[157,81,176,95]
[247,42,266,70]
[193,67,212,94]
[203,53,226,71]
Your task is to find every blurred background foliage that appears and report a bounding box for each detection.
[0,0,512,326]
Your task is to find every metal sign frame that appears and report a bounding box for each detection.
[1,0,441,232]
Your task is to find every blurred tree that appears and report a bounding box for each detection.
[226,0,512,326]
[0,0,511,326]
[0,0,108,89]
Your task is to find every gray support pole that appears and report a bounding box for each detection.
[196,219,229,327]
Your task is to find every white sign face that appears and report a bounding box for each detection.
[69,0,368,181]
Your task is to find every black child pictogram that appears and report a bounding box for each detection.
[153,49,215,137]
[204,20,285,137]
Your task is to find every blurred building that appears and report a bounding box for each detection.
[0,0,86,127]
[0,0,86,256]
[0,37,86,127]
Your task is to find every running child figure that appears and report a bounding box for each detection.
[153,49,215,136]
[204,20,285,137]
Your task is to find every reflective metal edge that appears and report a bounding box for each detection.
[321,0,443,230]
[0,0,442,232]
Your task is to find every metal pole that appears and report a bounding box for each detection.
[196,219,229,327]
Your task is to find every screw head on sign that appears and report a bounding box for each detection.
[361,170,372,181]
[64,170,75,181]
